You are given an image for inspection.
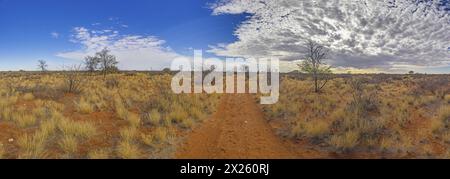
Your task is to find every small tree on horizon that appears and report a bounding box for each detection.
[84,56,100,73]
[298,40,332,93]
[84,48,119,78]
[37,60,48,72]
[97,48,119,78]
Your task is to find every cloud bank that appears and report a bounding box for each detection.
[209,0,450,73]
[56,27,181,70]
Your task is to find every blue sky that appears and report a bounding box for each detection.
[0,0,449,73]
[0,0,246,70]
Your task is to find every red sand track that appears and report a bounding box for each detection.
[176,94,297,159]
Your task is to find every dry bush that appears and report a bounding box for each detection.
[32,85,64,100]
[61,65,85,94]
[412,77,449,99]
[348,78,380,117]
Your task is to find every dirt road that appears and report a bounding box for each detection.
[176,94,297,159]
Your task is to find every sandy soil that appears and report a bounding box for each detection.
[176,94,298,159]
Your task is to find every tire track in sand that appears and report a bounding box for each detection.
[176,94,297,159]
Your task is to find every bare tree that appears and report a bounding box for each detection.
[96,48,119,78]
[37,60,48,72]
[298,40,332,93]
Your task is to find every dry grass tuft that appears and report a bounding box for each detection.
[17,132,48,159]
[77,97,94,114]
[153,127,168,143]
[59,135,78,155]
[114,98,129,120]
[141,133,157,148]
[58,118,96,138]
[291,120,330,139]
[120,127,138,142]
[13,114,37,128]
[329,131,360,151]
[146,109,161,126]
[168,104,189,124]
[117,141,141,159]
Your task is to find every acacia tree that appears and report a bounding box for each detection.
[37,60,48,72]
[298,40,332,93]
[84,56,99,73]
[84,48,119,78]
[97,48,119,78]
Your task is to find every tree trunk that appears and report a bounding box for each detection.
[314,72,319,93]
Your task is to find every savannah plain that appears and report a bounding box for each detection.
[0,70,448,159]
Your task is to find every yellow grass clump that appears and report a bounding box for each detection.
[168,104,189,124]
[117,141,141,159]
[292,120,330,139]
[120,127,138,142]
[17,132,49,159]
[153,127,168,143]
[77,97,94,114]
[13,114,37,128]
[146,109,161,126]
[329,131,360,151]
[141,133,157,148]
[59,135,78,156]
[58,118,96,139]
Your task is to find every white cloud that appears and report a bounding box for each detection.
[209,0,450,73]
[51,32,60,39]
[56,27,182,70]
